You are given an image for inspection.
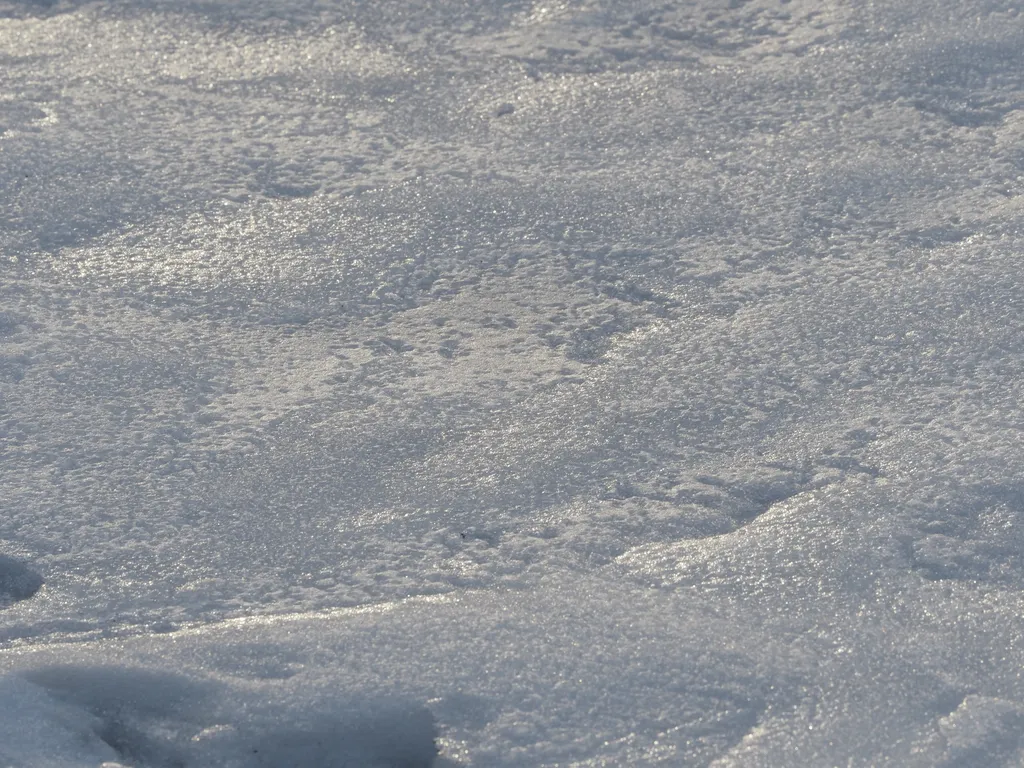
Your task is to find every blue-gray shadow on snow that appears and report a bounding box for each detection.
[22,665,439,767]
[23,666,216,767]
[0,555,43,606]
[246,707,439,768]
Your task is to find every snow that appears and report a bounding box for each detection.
[0,663,439,767]
[2,0,1024,764]
[0,555,43,605]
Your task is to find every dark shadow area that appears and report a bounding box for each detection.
[22,665,439,767]
[0,555,43,606]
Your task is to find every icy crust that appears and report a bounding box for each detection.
[2,0,1024,765]
[0,582,797,767]
[4,569,1024,767]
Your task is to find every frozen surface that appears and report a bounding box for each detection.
[2,0,1024,764]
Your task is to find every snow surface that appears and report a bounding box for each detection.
[2,0,1024,764]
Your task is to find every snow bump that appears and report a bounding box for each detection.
[0,555,43,606]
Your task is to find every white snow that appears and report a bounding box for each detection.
[3,0,1024,764]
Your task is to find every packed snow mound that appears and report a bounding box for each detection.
[1,666,438,768]
[0,556,43,606]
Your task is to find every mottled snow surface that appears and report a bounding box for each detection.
[3,0,1024,764]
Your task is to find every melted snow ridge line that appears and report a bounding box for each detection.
[0,593,456,653]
